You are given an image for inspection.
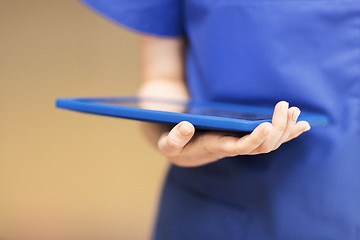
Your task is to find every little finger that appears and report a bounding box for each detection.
[284,121,311,142]
[273,107,300,150]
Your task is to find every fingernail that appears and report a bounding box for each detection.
[179,123,192,136]
[292,110,301,121]
[303,124,311,132]
[281,102,289,115]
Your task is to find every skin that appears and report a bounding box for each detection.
[138,34,311,167]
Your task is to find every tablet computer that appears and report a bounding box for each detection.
[55,96,329,132]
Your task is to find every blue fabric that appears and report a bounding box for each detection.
[82,0,184,37]
[83,0,360,239]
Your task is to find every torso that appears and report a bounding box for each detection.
[167,0,360,238]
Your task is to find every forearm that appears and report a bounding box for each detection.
[137,79,189,147]
[137,34,187,148]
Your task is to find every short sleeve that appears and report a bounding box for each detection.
[81,0,184,37]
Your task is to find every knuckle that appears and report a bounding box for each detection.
[158,137,181,156]
[224,145,239,156]
[220,138,242,155]
[220,140,233,151]
[258,145,273,154]
[275,124,287,132]
[235,146,247,155]
[201,134,220,153]
[158,144,170,155]
[249,134,263,145]
[197,135,210,151]
[166,136,180,149]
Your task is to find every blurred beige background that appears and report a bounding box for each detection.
[0,0,168,239]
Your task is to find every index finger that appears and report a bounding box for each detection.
[197,122,273,156]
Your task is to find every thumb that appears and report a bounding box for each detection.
[158,121,195,156]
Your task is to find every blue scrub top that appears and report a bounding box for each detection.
[83,0,360,239]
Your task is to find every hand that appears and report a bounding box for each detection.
[157,101,311,167]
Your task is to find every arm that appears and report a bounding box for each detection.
[137,34,311,167]
[137,34,189,145]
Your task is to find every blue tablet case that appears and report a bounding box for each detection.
[55,96,329,132]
